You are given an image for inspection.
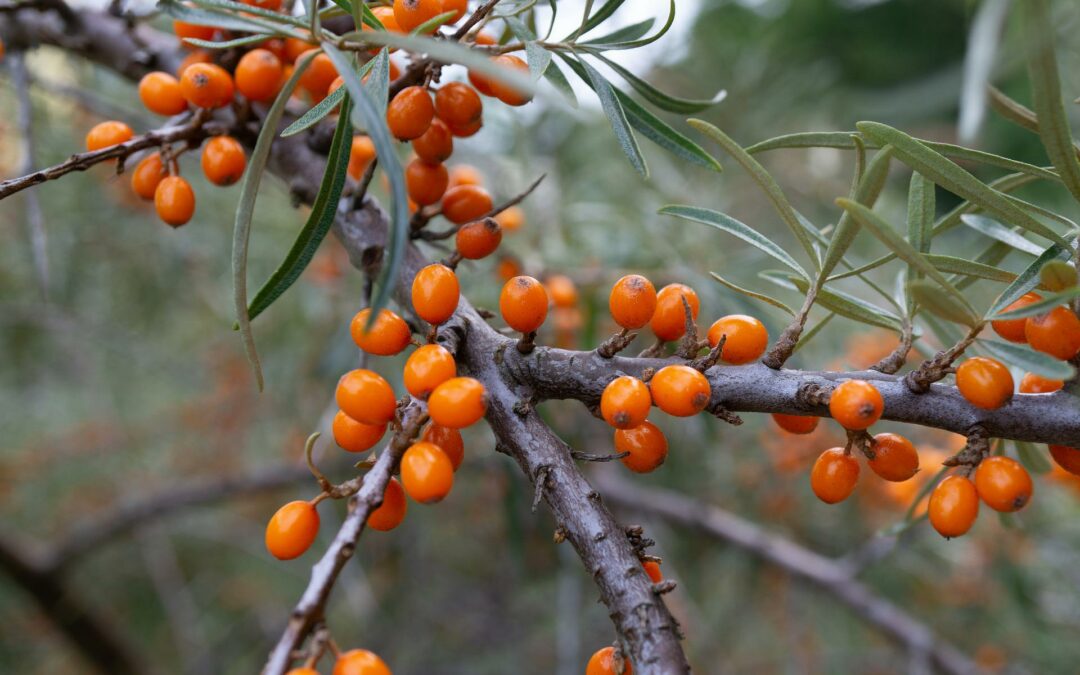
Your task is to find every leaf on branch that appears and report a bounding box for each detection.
[1039,260,1078,292]
[987,236,1077,317]
[162,0,306,38]
[281,54,379,137]
[958,214,1044,256]
[573,0,675,50]
[577,58,648,177]
[585,51,726,114]
[542,60,578,107]
[785,276,903,332]
[1014,441,1053,475]
[978,338,1077,380]
[581,18,655,46]
[925,254,1016,284]
[988,287,1080,321]
[908,279,981,328]
[573,0,628,37]
[819,146,893,280]
[710,272,796,317]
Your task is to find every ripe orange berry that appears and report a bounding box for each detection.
[423,423,464,470]
[201,135,246,186]
[955,357,1014,410]
[650,283,699,342]
[707,314,768,365]
[435,82,483,129]
[349,135,377,180]
[179,62,234,108]
[496,255,522,283]
[173,20,216,44]
[401,441,454,503]
[336,369,397,425]
[468,60,497,97]
[265,500,319,560]
[442,184,493,224]
[1049,445,1080,475]
[929,475,979,538]
[367,477,407,531]
[393,0,443,32]
[177,49,213,77]
[1025,306,1080,360]
[649,365,711,417]
[495,205,525,232]
[154,176,196,227]
[283,37,315,64]
[85,120,133,152]
[546,275,578,308]
[333,648,391,675]
[448,164,483,188]
[387,86,435,140]
[828,379,883,430]
[991,292,1041,343]
[412,263,459,325]
[332,410,386,453]
[441,0,467,22]
[586,646,632,675]
[350,308,412,356]
[298,51,338,100]
[235,48,284,102]
[243,0,283,9]
[489,55,532,106]
[1019,372,1063,393]
[428,377,487,428]
[138,71,188,115]
[810,447,859,504]
[130,152,167,201]
[771,413,818,435]
[412,118,454,163]
[405,158,449,206]
[455,217,502,259]
[601,376,652,430]
[403,344,456,398]
[286,668,319,675]
[615,420,668,473]
[642,560,663,583]
[500,275,549,333]
[974,456,1032,512]
[609,275,657,330]
[867,433,919,482]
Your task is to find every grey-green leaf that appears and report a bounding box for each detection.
[908,279,981,327]
[710,272,795,317]
[988,237,1076,317]
[978,338,1077,380]
[577,58,647,177]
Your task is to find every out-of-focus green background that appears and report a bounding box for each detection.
[3,0,1080,673]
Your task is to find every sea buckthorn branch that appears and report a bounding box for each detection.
[869,319,915,375]
[904,323,985,394]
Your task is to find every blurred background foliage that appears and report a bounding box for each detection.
[3,0,1080,673]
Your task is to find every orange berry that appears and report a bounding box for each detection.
[283,37,315,64]
[468,60,496,97]
[333,648,391,675]
[496,255,522,283]
[297,51,338,100]
[393,0,443,32]
[649,365,711,417]
[179,62,234,108]
[177,49,213,77]
[332,410,386,453]
[650,283,699,342]
[350,308,412,356]
[609,275,657,330]
[243,0,283,8]
[286,669,319,675]
[265,500,319,560]
[448,164,483,188]
[423,423,464,470]
[601,376,651,430]
[828,379,883,430]
[991,292,1041,343]
[154,176,196,227]
[235,48,284,102]
[173,21,216,44]
[974,456,1032,512]
[412,118,454,163]
[473,31,497,46]
[403,344,456,398]
[1025,306,1080,360]
[500,275,549,333]
[867,433,919,482]
[615,420,668,473]
[442,184,493,224]
[494,205,525,232]
[546,275,578,308]
[707,314,768,365]
[85,120,133,152]
[489,55,531,106]
[1019,372,1063,393]
[810,447,859,504]
[130,152,167,201]
[455,217,502,259]
[445,115,483,138]
[387,86,435,140]
[441,0,467,22]
[336,369,397,425]
[1049,445,1080,475]
[412,263,459,325]
[401,441,454,503]
[435,81,483,128]
[642,560,663,583]
[955,357,1014,410]
[771,413,818,435]
[405,158,449,206]
[929,475,979,538]
[428,377,487,428]
[587,646,632,675]
[349,135,377,180]
[201,135,246,186]
[138,71,188,115]
[367,477,407,531]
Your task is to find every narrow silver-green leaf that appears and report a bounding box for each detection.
[989,287,1080,320]
[988,237,1076,317]
[959,214,1043,256]
[710,272,795,317]
[907,172,935,254]
[582,0,674,50]
[819,146,893,279]
[524,42,553,80]
[587,51,726,114]
[978,338,1077,380]
[580,18,654,46]
[281,55,378,137]
[908,279,981,327]
[543,60,578,107]
[789,276,903,331]
[183,34,271,50]
[410,10,456,35]
[1014,441,1053,475]
[574,0,627,37]
[925,254,1016,284]
[578,58,647,177]
[162,0,304,37]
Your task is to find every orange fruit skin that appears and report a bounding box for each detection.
[442,184,493,224]
[441,0,468,22]
[428,377,487,428]
[283,37,315,64]
[1019,372,1063,393]
[1049,445,1080,476]
[707,315,768,365]
[828,379,884,430]
[242,0,283,9]
[412,118,454,163]
[201,135,247,186]
[332,410,386,453]
[448,164,483,188]
[642,560,663,583]
[179,63,234,108]
[265,501,319,560]
[955,357,1014,410]
[586,646,632,675]
[86,120,133,152]
[601,376,652,430]
[435,82,483,128]
[131,153,167,201]
[393,0,443,32]
[405,158,449,206]
[154,176,196,228]
[615,421,668,474]
[297,51,338,100]
[650,283,699,342]
[177,49,213,77]
[412,263,459,325]
[349,136,377,180]
[649,365,711,417]
[500,275,549,333]
[401,441,454,503]
[929,475,979,538]
[867,433,919,482]
[810,447,859,504]
[350,308,412,356]
[495,205,525,232]
[235,48,284,102]
[387,86,435,140]
[489,55,532,106]
[455,218,502,259]
[333,648,392,675]
[367,477,407,531]
[546,275,577,308]
[173,21,216,44]
[336,369,397,425]
[138,72,188,115]
[403,344,457,398]
[423,424,464,470]
[771,413,818,435]
[991,292,1041,343]
[974,456,1033,512]
[286,668,320,675]
[1025,306,1080,361]
[609,275,657,330]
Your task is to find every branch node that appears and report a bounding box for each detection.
[596,328,636,358]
